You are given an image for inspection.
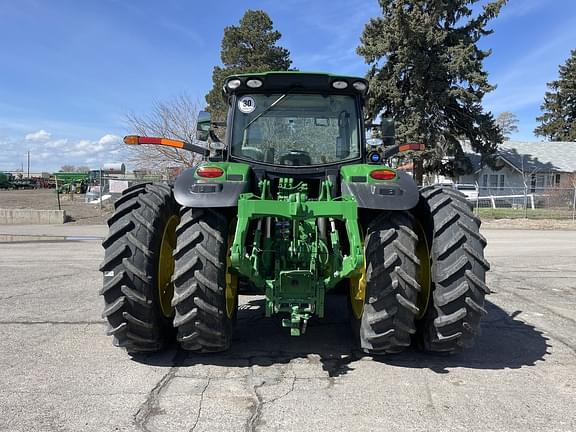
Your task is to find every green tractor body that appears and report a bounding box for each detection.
[101,72,490,355]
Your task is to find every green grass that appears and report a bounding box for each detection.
[476,207,575,220]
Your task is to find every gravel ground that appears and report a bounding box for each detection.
[481,218,576,230]
[0,189,112,225]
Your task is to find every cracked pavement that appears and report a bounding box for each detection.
[0,225,575,431]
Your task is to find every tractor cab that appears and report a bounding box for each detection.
[224,73,367,167]
[200,72,369,168]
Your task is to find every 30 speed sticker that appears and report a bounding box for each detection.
[238,96,256,114]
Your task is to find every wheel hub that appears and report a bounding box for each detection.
[225,225,238,319]
[414,220,431,319]
[158,214,180,318]
[349,257,366,320]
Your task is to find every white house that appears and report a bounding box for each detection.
[457,141,576,193]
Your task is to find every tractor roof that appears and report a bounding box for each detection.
[222,71,368,101]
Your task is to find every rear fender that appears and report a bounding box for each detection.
[173,163,250,208]
[340,165,419,210]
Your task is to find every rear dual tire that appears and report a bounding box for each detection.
[417,185,490,352]
[351,186,490,355]
[100,183,179,353]
[172,208,237,352]
[100,185,236,353]
[352,211,421,354]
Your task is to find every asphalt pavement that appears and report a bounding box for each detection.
[0,225,575,431]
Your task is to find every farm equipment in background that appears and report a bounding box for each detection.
[0,172,36,189]
[100,72,489,355]
[0,172,11,189]
[53,172,90,194]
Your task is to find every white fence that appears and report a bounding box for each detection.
[471,186,576,220]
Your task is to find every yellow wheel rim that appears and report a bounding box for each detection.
[225,223,238,319]
[414,220,431,319]
[349,252,366,320]
[158,214,179,318]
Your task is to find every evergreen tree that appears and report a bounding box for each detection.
[357,0,505,175]
[205,10,292,122]
[534,49,576,141]
[495,111,519,140]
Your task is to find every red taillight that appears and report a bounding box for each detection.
[197,166,224,178]
[370,169,397,181]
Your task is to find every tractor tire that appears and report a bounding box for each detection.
[171,208,237,352]
[417,185,490,353]
[353,211,421,354]
[99,183,180,353]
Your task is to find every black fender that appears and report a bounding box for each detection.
[173,168,249,208]
[341,171,419,210]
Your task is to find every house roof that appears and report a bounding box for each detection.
[464,140,576,173]
[498,141,576,173]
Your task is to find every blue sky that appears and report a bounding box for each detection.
[1,0,575,171]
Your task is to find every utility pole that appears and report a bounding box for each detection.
[27,151,30,178]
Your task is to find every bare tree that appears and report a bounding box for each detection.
[125,94,205,170]
[60,165,76,172]
[495,112,519,140]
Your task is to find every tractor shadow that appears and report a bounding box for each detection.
[133,296,549,377]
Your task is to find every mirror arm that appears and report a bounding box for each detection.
[186,143,210,157]
[209,130,222,143]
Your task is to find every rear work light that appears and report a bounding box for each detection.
[246,79,263,88]
[352,81,367,92]
[332,80,348,89]
[196,166,224,178]
[370,169,397,181]
[227,79,241,90]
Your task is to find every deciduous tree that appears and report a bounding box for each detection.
[126,94,203,170]
[495,111,519,140]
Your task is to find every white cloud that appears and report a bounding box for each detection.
[75,139,93,150]
[45,138,68,149]
[0,130,126,171]
[25,129,52,142]
[98,134,122,146]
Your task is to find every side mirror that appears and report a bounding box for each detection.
[381,118,395,147]
[197,111,211,142]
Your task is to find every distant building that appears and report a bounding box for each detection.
[457,141,576,192]
[4,171,50,179]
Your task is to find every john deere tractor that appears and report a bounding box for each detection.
[100,72,489,355]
